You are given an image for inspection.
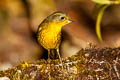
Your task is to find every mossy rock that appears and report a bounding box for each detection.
[0,47,120,80]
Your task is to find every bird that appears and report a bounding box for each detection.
[37,11,72,65]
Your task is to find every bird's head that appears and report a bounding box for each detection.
[45,11,72,26]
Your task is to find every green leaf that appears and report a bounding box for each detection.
[96,5,109,43]
[92,0,113,4]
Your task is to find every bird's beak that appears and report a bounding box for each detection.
[67,19,73,23]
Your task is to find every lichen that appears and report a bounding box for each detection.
[0,47,120,80]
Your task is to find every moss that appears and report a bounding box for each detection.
[0,47,120,79]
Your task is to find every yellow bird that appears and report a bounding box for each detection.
[37,11,72,64]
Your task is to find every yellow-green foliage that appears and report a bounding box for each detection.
[92,0,120,43]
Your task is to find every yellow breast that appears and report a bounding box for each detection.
[37,23,62,49]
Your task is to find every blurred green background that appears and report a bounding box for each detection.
[0,0,120,70]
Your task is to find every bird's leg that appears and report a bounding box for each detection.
[48,49,50,60]
[48,49,51,79]
[47,49,51,68]
[57,48,64,70]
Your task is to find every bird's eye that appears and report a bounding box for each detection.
[60,16,66,20]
